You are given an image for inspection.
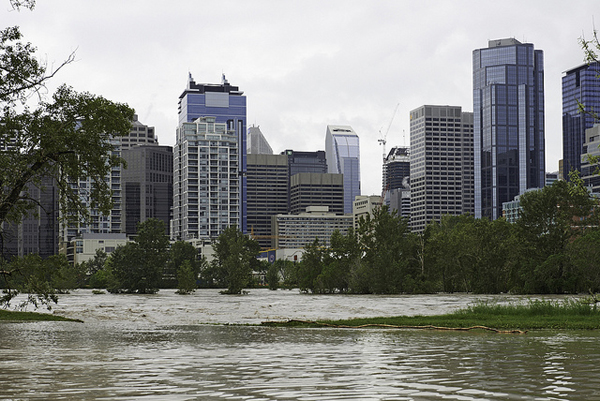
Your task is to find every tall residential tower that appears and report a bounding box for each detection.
[473,38,545,219]
[174,75,247,238]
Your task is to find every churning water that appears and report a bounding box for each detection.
[1,289,599,400]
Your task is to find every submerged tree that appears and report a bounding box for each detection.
[211,226,260,294]
[106,219,169,294]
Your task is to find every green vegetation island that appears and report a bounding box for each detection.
[0,309,81,322]
[262,298,600,333]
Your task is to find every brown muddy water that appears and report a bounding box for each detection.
[1,289,598,400]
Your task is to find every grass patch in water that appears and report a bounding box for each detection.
[0,309,82,322]
[262,298,600,331]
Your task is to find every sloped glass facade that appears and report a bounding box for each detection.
[325,126,360,214]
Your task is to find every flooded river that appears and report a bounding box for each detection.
[1,289,599,400]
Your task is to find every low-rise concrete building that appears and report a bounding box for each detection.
[61,233,128,265]
[272,206,353,249]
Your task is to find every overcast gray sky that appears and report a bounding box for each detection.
[5,0,598,196]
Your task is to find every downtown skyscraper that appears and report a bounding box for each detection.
[562,61,600,180]
[473,38,545,219]
[325,125,360,214]
[409,105,474,232]
[172,75,247,240]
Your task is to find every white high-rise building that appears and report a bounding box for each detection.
[172,116,240,240]
[325,125,360,214]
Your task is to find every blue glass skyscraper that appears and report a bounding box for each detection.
[473,38,545,220]
[175,74,247,235]
[325,125,360,214]
[562,62,600,180]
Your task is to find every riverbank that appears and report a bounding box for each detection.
[262,299,600,331]
[0,309,82,322]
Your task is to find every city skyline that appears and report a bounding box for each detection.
[9,1,598,196]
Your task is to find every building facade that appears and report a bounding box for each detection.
[60,138,123,243]
[289,173,344,215]
[59,115,160,243]
[247,125,273,155]
[409,105,474,232]
[581,124,600,192]
[382,146,410,194]
[562,62,600,180]
[473,38,545,219]
[120,114,158,150]
[177,74,247,233]
[63,233,128,265]
[1,177,59,259]
[325,125,361,214]
[246,154,289,249]
[121,145,173,236]
[353,195,382,230]
[272,206,353,249]
[382,146,410,217]
[172,117,240,241]
[284,149,328,176]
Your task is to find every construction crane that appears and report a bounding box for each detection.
[378,103,400,161]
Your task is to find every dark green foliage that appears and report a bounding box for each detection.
[0,254,68,309]
[165,241,200,288]
[211,226,261,294]
[81,249,109,288]
[106,219,169,294]
[266,263,279,290]
[514,178,599,293]
[297,238,324,293]
[176,260,197,295]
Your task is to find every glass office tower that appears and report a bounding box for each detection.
[325,125,360,214]
[562,62,600,180]
[176,74,247,233]
[473,38,545,219]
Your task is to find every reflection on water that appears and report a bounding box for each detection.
[1,290,600,400]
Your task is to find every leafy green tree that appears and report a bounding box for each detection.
[425,215,473,293]
[176,260,197,295]
[567,229,600,293]
[0,254,69,309]
[165,241,199,288]
[0,7,133,308]
[516,178,598,293]
[266,262,279,290]
[425,215,516,294]
[81,249,109,288]
[297,238,324,293]
[354,206,414,294]
[107,219,169,294]
[211,226,260,294]
[274,258,298,289]
[316,228,360,293]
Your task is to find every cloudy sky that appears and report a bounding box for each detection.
[5,1,599,196]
